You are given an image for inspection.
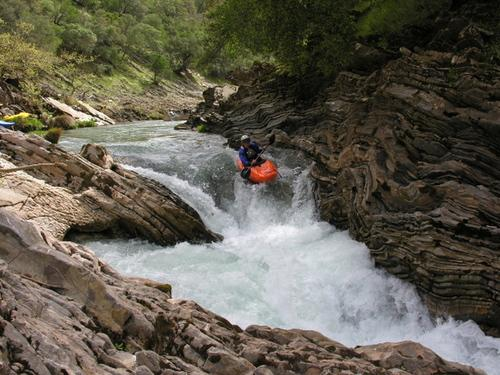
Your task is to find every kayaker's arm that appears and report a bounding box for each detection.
[250,142,262,154]
[239,147,251,167]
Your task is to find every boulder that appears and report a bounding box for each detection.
[49,114,75,129]
[80,143,115,169]
[356,342,485,375]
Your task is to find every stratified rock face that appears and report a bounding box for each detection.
[195,48,500,333]
[0,129,221,245]
[0,209,485,375]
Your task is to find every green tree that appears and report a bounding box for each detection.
[0,28,54,81]
[150,53,169,83]
[60,23,97,54]
[58,52,95,95]
[207,0,356,77]
[168,20,204,72]
[356,0,451,38]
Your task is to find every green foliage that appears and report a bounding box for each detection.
[356,0,451,38]
[113,342,126,351]
[196,124,207,133]
[207,0,356,77]
[44,127,63,144]
[61,24,97,55]
[0,30,54,80]
[58,53,96,95]
[7,113,46,132]
[21,117,45,132]
[0,0,214,80]
[150,54,170,83]
[75,119,97,128]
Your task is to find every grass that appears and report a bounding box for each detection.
[75,119,97,128]
[31,129,48,136]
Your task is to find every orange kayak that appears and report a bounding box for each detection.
[236,159,279,184]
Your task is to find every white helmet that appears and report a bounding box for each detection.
[241,135,250,142]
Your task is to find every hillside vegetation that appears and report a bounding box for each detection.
[0,0,241,120]
[208,0,500,78]
[0,0,223,80]
[0,0,499,121]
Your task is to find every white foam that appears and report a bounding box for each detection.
[63,121,500,375]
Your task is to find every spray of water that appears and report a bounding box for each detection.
[61,121,500,374]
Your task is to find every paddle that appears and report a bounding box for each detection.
[251,134,276,166]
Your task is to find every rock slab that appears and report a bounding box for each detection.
[0,128,220,245]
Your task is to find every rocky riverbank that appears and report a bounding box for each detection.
[0,68,210,125]
[190,24,500,335]
[0,129,220,245]
[0,140,486,374]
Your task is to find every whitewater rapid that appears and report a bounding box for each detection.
[61,121,500,374]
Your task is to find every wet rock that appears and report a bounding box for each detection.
[0,129,221,245]
[80,143,114,169]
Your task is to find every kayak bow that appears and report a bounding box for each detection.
[236,159,279,184]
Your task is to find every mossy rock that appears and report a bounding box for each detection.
[196,124,207,133]
[49,115,75,130]
[154,283,172,296]
[44,128,63,144]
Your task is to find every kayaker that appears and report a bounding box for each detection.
[239,135,263,167]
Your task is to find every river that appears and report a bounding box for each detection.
[60,121,500,374]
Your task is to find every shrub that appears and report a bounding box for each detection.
[356,0,450,38]
[207,0,356,77]
[50,114,75,129]
[21,117,45,132]
[75,119,97,128]
[4,113,46,132]
[60,24,97,55]
[63,95,78,106]
[0,31,54,81]
[44,128,63,144]
[196,124,207,133]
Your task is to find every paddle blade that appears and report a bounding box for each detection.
[268,134,276,145]
[240,168,251,180]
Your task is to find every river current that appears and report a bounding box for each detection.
[61,121,500,374]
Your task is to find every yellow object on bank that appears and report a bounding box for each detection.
[4,112,31,122]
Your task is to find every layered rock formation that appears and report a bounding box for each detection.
[192,35,500,332]
[0,129,220,245]
[0,209,485,375]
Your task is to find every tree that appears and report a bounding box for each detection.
[58,52,95,95]
[207,0,356,77]
[60,23,97,54]
[150,53,169,83]
[168,20,204,72]
[0,29,54,81]
[127,23,164,58]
